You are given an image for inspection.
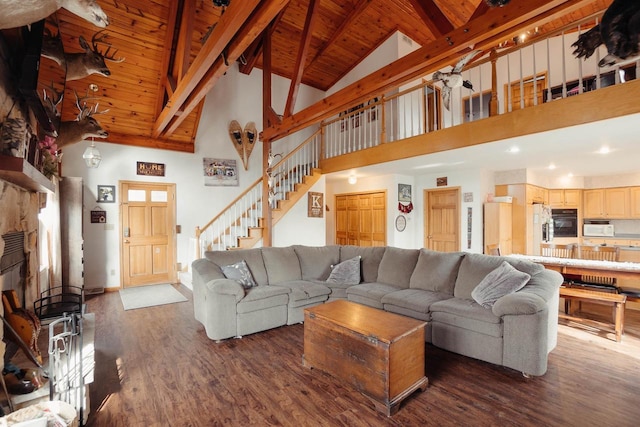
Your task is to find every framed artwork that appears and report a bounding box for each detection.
[398,184,411,203]
[308,192,324,218]
[97,185,116,203]
[203,158,239,186]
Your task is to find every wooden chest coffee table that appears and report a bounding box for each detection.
[303,300,428,416]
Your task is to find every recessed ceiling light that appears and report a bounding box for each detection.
[598,146,610,154]
[568,173,574,177]
[548,163,556,170]
[507,147,520,153]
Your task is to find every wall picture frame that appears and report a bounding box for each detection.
[97,185,116,203]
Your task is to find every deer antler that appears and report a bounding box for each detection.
[91,30,125,63]
[73,90,110,121]
[41,81,64,118]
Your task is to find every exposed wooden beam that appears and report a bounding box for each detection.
[175,0,197,81]
[407,0,453,37]
[239,10,287,75]
[153,0,180,121]
[105,132,195,153]
[284,0,321,117]
[306,0,373,73]
[469,0,491,21]
[262,0,600,142]
[153,0,262,138]
[162,0,291,136]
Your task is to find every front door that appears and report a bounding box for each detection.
[424,187,460,252]
[120,181,177,287]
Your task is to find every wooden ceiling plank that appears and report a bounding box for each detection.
[163,0,292,136]
[239,9,287,75]
[153,0,263,137]
[284,0,322,117]
[306,0,373,73]
[262,0,600,142]
[407,0,454,37]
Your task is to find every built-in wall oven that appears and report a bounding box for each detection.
[551,209,578,237]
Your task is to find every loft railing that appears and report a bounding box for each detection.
[320,12,639,157]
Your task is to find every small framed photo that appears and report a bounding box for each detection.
[97,185,116,203]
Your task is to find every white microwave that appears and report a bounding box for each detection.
[583,224,615,237]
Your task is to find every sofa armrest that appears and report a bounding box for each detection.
[207,279,245,302]
[492,292,546,317]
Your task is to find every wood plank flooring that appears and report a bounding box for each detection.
[73,287,640,426]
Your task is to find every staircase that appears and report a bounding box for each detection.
[196,130,322,255]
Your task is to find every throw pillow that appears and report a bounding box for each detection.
[221,260,257,289]
[326,256,361,285]
[471,260,531,308]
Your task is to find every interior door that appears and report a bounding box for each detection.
[424,188,460,252]
[335,191,386,246]
[120,181,177,287]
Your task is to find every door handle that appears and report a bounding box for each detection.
[124,240,130,243]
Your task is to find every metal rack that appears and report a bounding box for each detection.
[48,313,85,425]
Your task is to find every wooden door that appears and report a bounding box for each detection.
[424,188,460,252]
[120,181,177,287]
[505,73,546,111]
[335,191,386,246]
[423,84,442,132]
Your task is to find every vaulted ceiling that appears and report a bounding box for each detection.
[45,0,612,153]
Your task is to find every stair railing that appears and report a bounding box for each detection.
[195,177,263,257]
[268,129,321,209]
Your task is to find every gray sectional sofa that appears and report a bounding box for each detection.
[191,245,563,376]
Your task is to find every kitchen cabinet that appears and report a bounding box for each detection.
[526,185,548,205]
[484,202,512,255]
[549,189,581,208]
[630,187,640,218]
[583,188,629,218]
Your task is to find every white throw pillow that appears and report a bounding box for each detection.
[326,256,361,285]
[221,260,257,289]
[471,261,531,308]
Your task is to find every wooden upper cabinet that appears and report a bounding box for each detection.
[526,185,548,205]
[630,187,640,218]
[583,187,630,218]
[605,187,630,218]
[549,189,580,208]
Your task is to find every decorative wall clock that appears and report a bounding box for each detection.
[395,215,407,232]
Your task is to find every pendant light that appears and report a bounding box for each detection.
[83,138,101,168]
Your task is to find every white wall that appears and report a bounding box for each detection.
[273,177,326,247]
[61,65,324,290]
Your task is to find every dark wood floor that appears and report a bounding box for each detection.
[73,286,640,426]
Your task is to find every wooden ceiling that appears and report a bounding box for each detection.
[46,0,612,153]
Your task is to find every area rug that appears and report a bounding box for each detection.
[119,284,188,311]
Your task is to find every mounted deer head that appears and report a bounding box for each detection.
[41,82,64,120]
[42,30,125,81]
[0,0,109,30]
[56,90,108,148]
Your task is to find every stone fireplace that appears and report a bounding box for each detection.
[0,179,43,363]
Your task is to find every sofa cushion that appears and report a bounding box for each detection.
[276,280,331,302]
[346,282,402,308]
[326,256,361,286]
[293,245,340,281]
[236,286,290,314]
[340,246,386,283]
[471,261,531,308]
[377,247,419,288]
[430,298,503,338]
[221,260,258,289]
[205,249,269,286]
[381,289,452,315]
[454,253,544,300]
[261,247,302,284]
[409,249,465,294]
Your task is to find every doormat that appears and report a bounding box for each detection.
[119,284,188,311]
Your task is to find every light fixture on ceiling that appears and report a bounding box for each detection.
[598,146,610,154]
[89,83,99,92]
[507,146,520,153]
[83,139,102,168]
[348,175,357,185]
[548,163,556,170]
[212,0,230,6]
